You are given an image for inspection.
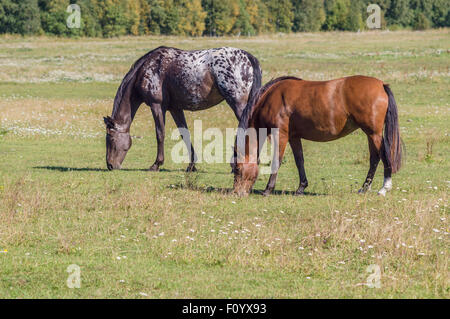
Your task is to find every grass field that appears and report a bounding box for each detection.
[0,30,449,298]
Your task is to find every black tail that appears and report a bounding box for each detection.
[382,84,403,174]
[238,52,262,129]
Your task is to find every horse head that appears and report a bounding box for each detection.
[232,130,259,196]
[104,116,132,170]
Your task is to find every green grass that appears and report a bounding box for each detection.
[0,30,449,298]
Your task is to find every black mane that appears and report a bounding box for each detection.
[111,46,169,118]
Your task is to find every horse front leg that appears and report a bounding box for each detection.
[149,103,166,171]
[262,132,288,196]
[170,109,198,172]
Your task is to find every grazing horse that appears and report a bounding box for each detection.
[104,46,262,172]
[233,76,403,196]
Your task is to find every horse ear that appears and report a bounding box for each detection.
[104,116,115,129]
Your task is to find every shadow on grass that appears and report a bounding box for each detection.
[167,183,325,196]
[33,166,180,172]
[169,184,233,194]
[252,189,325,196]
[34,166,326,196]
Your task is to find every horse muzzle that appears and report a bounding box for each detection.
[106,162,121,171]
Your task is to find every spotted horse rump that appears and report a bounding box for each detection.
[103,46,262,172]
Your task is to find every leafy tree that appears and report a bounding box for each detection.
[178,0,207,36]
[413,12,431,29]
[431,0,449,27]
[146,0,180,35]
[0,0,41,35]
[323,0,364,31]
[0,0,449,37]
[99,0,130,37]
[39,0,79,36]
[264,0,293,33]
[0,0,20,34]
[410,0,433,29]
[346,0,364,31]
[232,0,255,35]
[292,0,325,32]
[162,0,181,34]
[78,0,103,37]
[239,0,272,33]
[137,0,150,35]
[243,0,260,33]
[202,0,239,36]
[410,0,433,18]
[385,0,413,27]
[127,0,141,35]
[18,0,41,34]
[323,0,350,30]
[146,0,164,34]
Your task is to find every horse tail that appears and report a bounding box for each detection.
[238,52,262,129]
[112,46,166,118]
[382,84,403,174]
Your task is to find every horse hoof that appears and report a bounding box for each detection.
[186,165,197,172]
[262,191,271,197]
[378,188,387,196]
[149,165,160,172]
[358,184,372,194]
[294,191,305,196]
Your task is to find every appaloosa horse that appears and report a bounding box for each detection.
[233,76,403,196]
[104,46,262,172]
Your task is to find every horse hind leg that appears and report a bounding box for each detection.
[378,142,393,196]
[218,88,246,120]
[289,138,308,195]
[170,109,198,172]
[359,134,382,194]
[214,73,249,120]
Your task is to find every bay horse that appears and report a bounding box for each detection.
[233,76,403,196]
[104,46,262,172]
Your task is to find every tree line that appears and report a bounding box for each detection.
[0,0,448,37]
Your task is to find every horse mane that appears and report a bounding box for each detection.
[111,46,168,118]
[238,76,302,130]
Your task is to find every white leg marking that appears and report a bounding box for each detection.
[378,177,392,196]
